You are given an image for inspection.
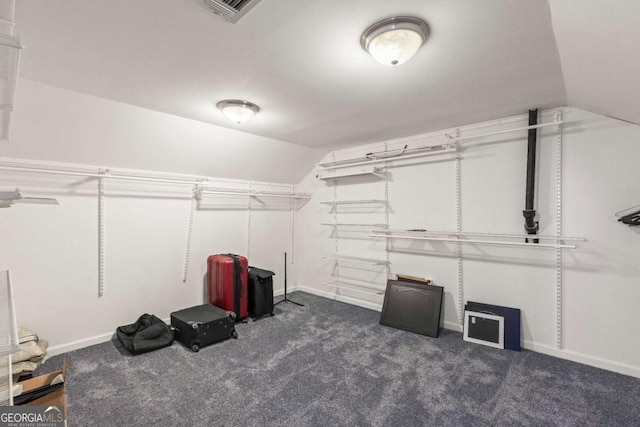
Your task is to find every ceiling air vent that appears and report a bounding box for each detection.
[201,0,263,23]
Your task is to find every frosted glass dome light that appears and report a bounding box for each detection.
[361,17,430,66]
[217,100,260,124]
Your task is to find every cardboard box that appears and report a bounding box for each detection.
[16,358,67,421]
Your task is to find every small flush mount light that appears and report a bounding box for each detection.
[361,16,430,66]
[216,100,260,124]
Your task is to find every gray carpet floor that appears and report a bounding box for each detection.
[34,291,640,426]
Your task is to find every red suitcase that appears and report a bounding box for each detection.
[207,254,249,321]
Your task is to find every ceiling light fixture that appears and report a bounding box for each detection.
[361,16,430,66]
[216,100,260,124]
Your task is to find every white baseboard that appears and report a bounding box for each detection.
[48,286,640,379]
[48,331,116,356]
[294,285,382,311]
[521,340,640,379]
[295,285,640,379]
[48,291,294,356]
[296,285,465,332]
[443,321,463,332]
[48,317,174,356]
[273,287,291,298]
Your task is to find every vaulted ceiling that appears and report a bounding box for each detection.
[13,0,638,150]
[549,0,640,127]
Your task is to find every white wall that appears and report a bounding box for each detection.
[3,83,639,380]
[0,79,323,354]
[0,172,297,354]
[294,108,640,378]
[2,79,325,183]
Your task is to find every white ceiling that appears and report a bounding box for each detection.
[549,0,640,126]
[15,0,569,150]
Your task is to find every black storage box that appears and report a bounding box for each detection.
[248,267,275,319]
[170,304,237,352]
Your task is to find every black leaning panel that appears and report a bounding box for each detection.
[380,279,444,338]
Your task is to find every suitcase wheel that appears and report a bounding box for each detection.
[231,330,238,339]
[228,312,237,322]
[191,341,201,352]
[270,312,275,317]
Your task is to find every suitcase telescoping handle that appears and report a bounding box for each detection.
[223,254,244,297]
[222,254,244,317]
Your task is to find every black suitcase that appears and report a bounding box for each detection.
[248,267,275,319]
[170,304,238,352]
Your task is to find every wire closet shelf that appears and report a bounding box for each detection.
[369,229,584,250]
[0,157,312,208]
[315,119,563,173]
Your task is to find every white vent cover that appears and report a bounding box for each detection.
[0,33,21,142]
[201,0,263,23]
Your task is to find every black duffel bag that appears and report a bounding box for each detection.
[116,314,174,355]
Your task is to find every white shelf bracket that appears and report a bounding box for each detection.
[290,184,295,265]
[98,177,105,297]
[384,142,391,280]
[332,153,340,280]
[246,182,252,260]
[555,109,564,349]
[452,130,464,325]
[182,185,198,283]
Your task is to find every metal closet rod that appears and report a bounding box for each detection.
[322,254,390,266]
[321,223,387,227]
[370,234,576,249]
[445,120,562,142]
[318,144,455,170]
[319,120,563,171]
[320,199,387,205]
[0,165,309,199]
[200,189,310,200]
[373,229,584,242]
[0,157,290,186]
[0,165,204,184]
